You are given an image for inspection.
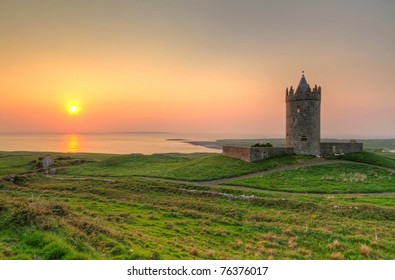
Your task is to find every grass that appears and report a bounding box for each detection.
[326,151,395,169]
[0,151,394,260]
[224,163,395,193]
[0,153,38,176]
[0,151,115,176]
[64,153,318,181]
[1,175,394,260]
[374,152,395,160]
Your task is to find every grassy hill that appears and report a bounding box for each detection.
[225,162,395,193]
[0,151,394,260]
[64,153,318,181]
[325,151,395,169]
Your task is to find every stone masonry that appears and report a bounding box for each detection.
[320,142,363,155]
[286,74,321,155]
[223,146,294,162]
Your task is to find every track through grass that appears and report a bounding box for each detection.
[0,151,394,259]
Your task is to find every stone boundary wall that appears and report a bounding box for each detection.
[320,142,363,155]
[222,146,294,162]
[223,143,362,161]
[250,147,294,162]
[222,146,251,162]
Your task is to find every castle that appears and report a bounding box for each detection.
[286,73,321,155]
[223,73,363,162]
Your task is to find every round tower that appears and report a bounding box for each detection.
[285,73,321,155]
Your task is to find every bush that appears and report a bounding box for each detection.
[42,242,72,260]
[12,175,28,186]
[11,200,70,227]
[360,245,371,257]
[151,251,162,260]
[251,143,273,148]
[23,231,49,248]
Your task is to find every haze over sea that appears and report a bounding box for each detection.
[0,132,263,154]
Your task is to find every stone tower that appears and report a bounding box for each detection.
[285,73,321,155]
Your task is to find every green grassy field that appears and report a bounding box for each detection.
[374,152,395,160]
[326,152,395,169]
[64,153,318,181]
[0,151,394,260]
[225,163,395,193]
[0,152,115,176]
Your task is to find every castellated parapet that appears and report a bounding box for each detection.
[286,74,321,155]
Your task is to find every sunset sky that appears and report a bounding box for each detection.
[1,0,394,138]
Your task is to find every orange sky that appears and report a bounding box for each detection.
[1,0,394,137]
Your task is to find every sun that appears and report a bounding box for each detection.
[67,104,80,114]
[70,105,77,113]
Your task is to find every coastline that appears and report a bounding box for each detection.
[1,133,395,154]
[184,141,222,150]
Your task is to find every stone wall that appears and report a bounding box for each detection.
[250,147,294,162]
[320,142,363,155]
[222,146,251,162]
[222,146,294,162]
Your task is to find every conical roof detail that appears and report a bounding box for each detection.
[297,74,308,93]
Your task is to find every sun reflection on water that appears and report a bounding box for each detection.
[64,134,81,153]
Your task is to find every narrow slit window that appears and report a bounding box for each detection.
[301,136,307,141]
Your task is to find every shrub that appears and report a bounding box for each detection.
[251,143,273,148]
[330,253,344,260]
[11,201,48,226]
[56,156,73,160]
[150,251,161,260]
[333,240,341,249]
[11,200,70,227]
[23,231,49,248]
[360,245,371,256]
[12,175,28,186]
[42,242,72,260]
[189,248,199,256]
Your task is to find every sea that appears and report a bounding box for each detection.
[0,132,263,154]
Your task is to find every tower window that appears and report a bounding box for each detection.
[296,106,301,113]
[301,136,307,141]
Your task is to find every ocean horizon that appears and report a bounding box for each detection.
[0,132,267,154]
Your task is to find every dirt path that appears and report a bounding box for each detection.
[140,159,394,187]
[47,160,395,196]
[210,184,395,197]
[198,160,343,186]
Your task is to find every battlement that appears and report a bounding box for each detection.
[285,84,321,102]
